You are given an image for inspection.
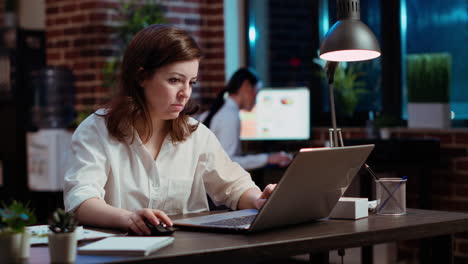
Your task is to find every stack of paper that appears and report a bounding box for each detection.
[28,225,118,245]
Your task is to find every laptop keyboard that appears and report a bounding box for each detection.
[202,214,256,227]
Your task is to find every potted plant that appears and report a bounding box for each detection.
[374,114,400,139]
[332,63,368,118]
[316,62,368,119]
[407,53,451,128]
[102,0,166,95]
[0,200,36,263]
[48,208,79,263]
[314,60,368,121]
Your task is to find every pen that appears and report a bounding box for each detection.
[364,164,404,211]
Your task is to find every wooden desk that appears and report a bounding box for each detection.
[344,138,441,264]
[30,209,468,264]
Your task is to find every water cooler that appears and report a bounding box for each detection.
[27,67,75,191]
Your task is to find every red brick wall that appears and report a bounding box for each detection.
[163,0,225,106]
[0,0,4,27]
[199,0,225,101]
[45,0,120,110]
[313,127,468,261]
[45,0,225,111]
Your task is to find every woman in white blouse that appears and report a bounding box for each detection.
[64,24,275,235]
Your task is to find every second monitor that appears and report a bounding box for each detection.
[240,87,310,141]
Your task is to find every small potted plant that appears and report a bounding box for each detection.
[48,208,79,263]
[374,114,400,139]
[407,53,451,128]
[0,200,36,263]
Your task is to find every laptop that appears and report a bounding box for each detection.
[173,144,374,233]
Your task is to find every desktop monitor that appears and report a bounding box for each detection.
[240,87,310,140]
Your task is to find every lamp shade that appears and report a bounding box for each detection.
[320,0,381,62]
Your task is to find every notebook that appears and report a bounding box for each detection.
[78,236,174,256]
[173,144,374,233]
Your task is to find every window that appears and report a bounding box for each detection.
[402,0,468,124]
[246,0,382,126]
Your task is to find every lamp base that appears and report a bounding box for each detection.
[329,128,344,148]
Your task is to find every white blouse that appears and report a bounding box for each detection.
[63,110,259,215]
[198,97,269,170]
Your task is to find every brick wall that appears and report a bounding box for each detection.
[162,0,225,106]
[268,0,318,87]
[198,0,225,103]
[0,0,4,27]
[45,0,120,111]
[313,127,468,262]
[45,0,225,112]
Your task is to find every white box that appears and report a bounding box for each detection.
[329,197,369,220]
[27,129,73,191]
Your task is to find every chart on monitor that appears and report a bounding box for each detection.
[240,87,310,140]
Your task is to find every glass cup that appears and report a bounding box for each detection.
[375,177,407,215]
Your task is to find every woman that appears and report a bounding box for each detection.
[64,25,275,236]
[200,68,292,170]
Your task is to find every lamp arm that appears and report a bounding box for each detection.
[325,61,340,147]
[325,61,338,84]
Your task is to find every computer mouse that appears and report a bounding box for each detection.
[128,221,175,236]
[145,221,175,236]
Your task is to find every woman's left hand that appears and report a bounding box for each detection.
[254,184,277,209]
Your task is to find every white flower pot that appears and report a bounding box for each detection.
[48,231,77,263]
[408,103,451,129]
[0,232,23,263]
[20,230,31,259]
[379,128,391,139]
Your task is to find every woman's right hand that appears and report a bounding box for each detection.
[126,209,173,235]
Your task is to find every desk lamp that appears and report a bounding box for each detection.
[320,0,381,147]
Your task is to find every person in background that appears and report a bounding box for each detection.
[63,25,276,236]
[199,68,292,171]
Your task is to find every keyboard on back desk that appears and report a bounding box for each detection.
[202,214,256,227]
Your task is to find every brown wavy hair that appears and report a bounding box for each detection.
[100,24,202,144]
